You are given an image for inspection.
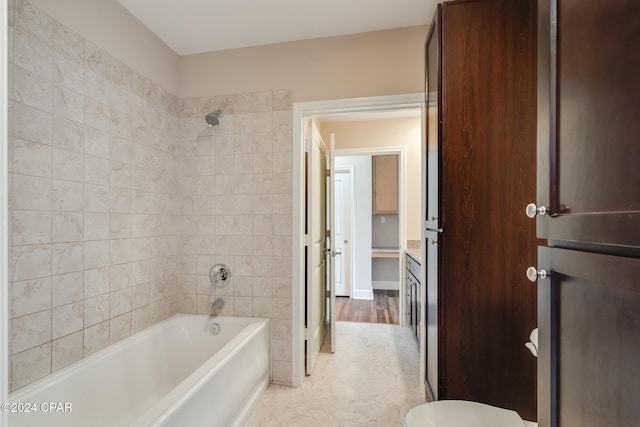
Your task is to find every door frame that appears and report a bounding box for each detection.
[292,93,425,387]
[333,166,354,298]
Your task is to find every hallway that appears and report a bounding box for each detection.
[245,322,425,426]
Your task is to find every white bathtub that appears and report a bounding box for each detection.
[8,314,270,427]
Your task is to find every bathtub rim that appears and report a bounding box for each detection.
[8,314,268,401]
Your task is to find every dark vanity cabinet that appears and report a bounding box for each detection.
[406,253,421,345]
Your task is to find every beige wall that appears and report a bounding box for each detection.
[24,0,180,95]
[19,0,427,102]
[179,26,428,101]
[320,117,422,241]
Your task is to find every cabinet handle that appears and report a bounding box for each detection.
[526,266,548,282]
[525,203,547,218]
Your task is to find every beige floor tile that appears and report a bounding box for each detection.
[245,321,427,427]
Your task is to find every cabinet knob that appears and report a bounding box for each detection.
[526,266,548,282]
[525,203,547,218]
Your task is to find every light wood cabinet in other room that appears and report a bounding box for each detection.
[372,154,399,214]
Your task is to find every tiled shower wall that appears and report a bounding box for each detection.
[6,0,294,390]
[7,0,181,391]
[176,92,293,385]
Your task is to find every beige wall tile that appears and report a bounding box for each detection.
[272,339,292,362]
[51,271,83,307]
[12,209,51,245]
[52,85,84,123]
[84,126,109,158]
[52,179,83,211]
[15,0,53,47]
[12,310,51,354]
[51,242,83,274]
[11,278,51,318]
[110,312,131,344]
[51,331,83,371]
[13,174,51,210]
[84,155,110,185]
[12,244,51,281]
[84,294,109,327]
[271,361,292,385]
[83,321,109,356]
[14,31,52,80]
[84,184,109,213]
[53,53,84,93]
[11,343,51,390]
[52,302,83,339]
[110,288,131,318]
[84,240,109,269]
[52,21,85,64]
[131,306,150,333]
[52,147,83,181]
[13,65,52,112]
[52,116,84,152]
[13,139,51,177]
[52,211,83,242]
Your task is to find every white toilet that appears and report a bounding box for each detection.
[405,400,537,427]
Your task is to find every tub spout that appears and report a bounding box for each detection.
[209,298,225,316]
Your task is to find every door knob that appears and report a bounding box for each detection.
[326,249,342,257]
[525,203,547,218]
[526,266,547,282]
[344,240,348,244]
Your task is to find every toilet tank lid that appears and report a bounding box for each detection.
[405,400,526,427]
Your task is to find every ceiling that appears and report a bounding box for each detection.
[118,0,437,56]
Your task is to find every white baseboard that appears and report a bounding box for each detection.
[372,280,400,290]
[352,289,374,300]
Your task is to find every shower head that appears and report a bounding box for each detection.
[205,110,224,127]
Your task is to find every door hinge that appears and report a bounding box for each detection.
[304,327,309,340]
[304,234,311,246]
[304,137,311,153]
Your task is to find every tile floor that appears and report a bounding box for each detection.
[245,321,428,426]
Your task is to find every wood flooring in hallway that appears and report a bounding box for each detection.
[335,290,400,324]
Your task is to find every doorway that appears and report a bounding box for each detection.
[331,151,402,325]
[292,94,425,388]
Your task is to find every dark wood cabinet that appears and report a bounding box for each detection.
[425,0,538,420]
[537,248,640,427]
[537,0,640,249]
[537,1,640,426]
[406,254,421,344]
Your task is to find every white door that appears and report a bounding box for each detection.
[305,119,327,374]
[327,134,337,353]
[334,169,352,297]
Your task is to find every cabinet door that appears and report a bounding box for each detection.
[439,0,537,420]
[537,247,640,427]
[537,0,640,247]
[372,155,399,214]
